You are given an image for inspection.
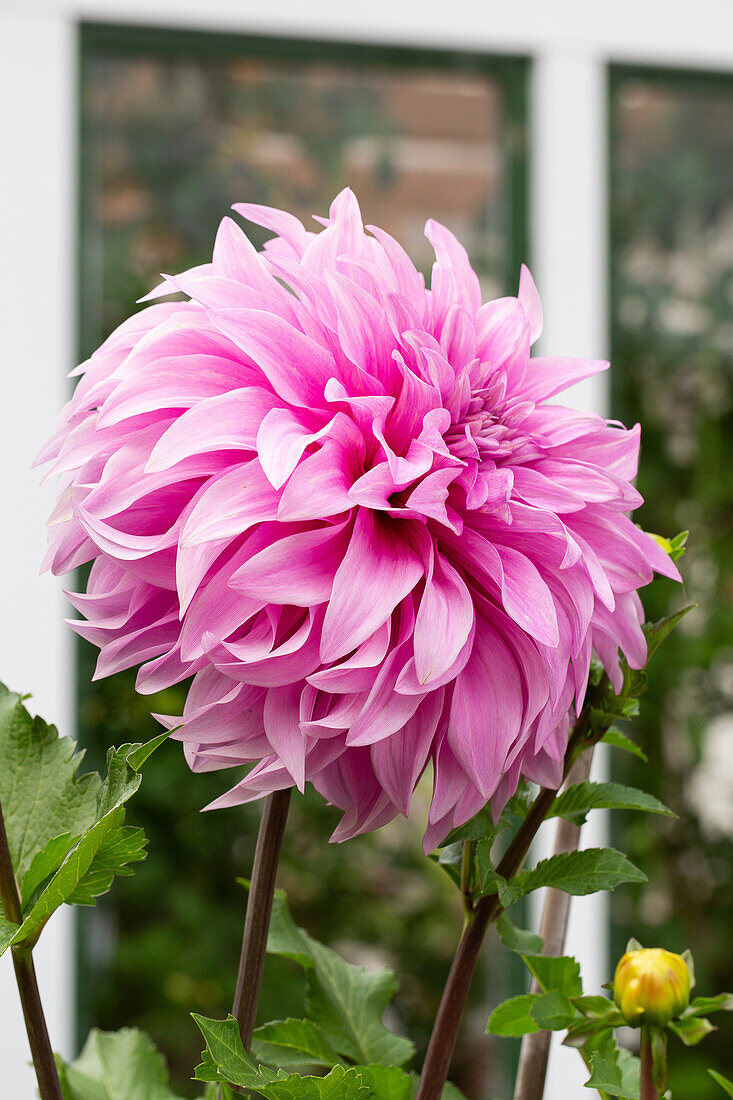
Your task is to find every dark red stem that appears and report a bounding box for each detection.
[232,788,292,1051]
[0,799,63,1100]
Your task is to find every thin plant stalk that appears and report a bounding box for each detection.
[415,677,609,1100]
[232,788,292,1051]
[512,749,596,1100]
[0,799,63,1100]
[640,1028,657,1100]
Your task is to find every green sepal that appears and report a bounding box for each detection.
[667,1015,716,1046]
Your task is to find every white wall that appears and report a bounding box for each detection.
[0,14,76,1095]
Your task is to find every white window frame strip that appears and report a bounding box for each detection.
[2,3,732,1096]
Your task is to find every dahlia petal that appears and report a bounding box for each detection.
[264,684,307,791]
[518,264,543,345]
[228,521,350,606]
[146,388,277,471]
[414,552,473,685]
[321,511,423,663]
[209,308,336,409]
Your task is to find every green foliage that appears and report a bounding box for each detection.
[192,1014,408,1098]
[496,848,646,907]
[583,1048,641,1099]
[600,729,648,763]
[252,1019,341,1069]
[0,683,167,955]
[495,912,543,956]
[709,1070,733,1097]
[265,889,415,1068]
[548,781,674,827]
[487,995,541,1038]
[57,1028,189,1099]
[522,954,582,997]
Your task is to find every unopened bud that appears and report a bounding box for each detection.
[613,947,691,1027]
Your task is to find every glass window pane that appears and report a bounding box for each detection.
[610,69,733,1098]
[77,28,527,1096]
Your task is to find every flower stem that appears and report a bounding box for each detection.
[232,788,292,1051]
[512,748,596,1100]
[415,676,609,1100]
[640,1028,657,1100]
[0,799,63,1100]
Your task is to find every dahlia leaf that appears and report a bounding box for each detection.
[523,954,582,997]
[506,847,646,902]
[0,682,99,892]
[193,1017,369,1099]
[252,1018,342,1069]
[529,991,579,1031]
[495,911,543,955]
[548,781,675,826]
[57,1027,188,1100]
[709,1070,733,1097]
[0,915,19,954]
[192,1014,279,1087]
[0,684,167,954]
[11,808,146,948]
[266,890,415,1068]
[487,994,541,1037]
[351,1065,411,1099]
[601,728,648,762]
[584,1049,640,1098]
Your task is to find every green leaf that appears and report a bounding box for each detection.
[709,1069,733,1097]
[668,1016,716,1046]
[573,996,619,1020]
[261,1066,369,1100]
[0,697,167,955]
[643,606,694,662]
[59,1028,187,1099]
[0,682,99,892]
[584,1050,641,1098]
[192,1019,370,1100]
[11,808,146,950]
[353,1065,411,1099]
[548,782,674,826]
[601,728,648,762]
[529,991,579,1031]
[267,891,414,1068]
[507,847,646,901]
[0,914,19,954]
[522,955,582,997]
[487,994,540,1037]
[495,912,543,956]
[192,1014,278,1088]
[685,993,733,1016]
[66,825,147,905]
[252,1018,341,1069]
[445,807,497,844]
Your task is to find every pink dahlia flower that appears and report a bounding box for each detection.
[39,189,679,851]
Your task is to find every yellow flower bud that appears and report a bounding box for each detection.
[613,947,691,1027]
